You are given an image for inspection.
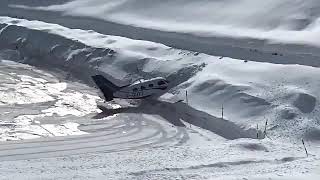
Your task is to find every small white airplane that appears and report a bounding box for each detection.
[91,75,169,101]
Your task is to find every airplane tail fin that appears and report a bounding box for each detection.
[91,75,120,101]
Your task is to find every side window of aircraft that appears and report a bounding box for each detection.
[141,86,146,90]
[157,80,165,85]
[148,84,154,88]
[133,88,138,92]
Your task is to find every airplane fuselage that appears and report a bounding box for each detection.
[91,75,169,101]
[113,77,168,99]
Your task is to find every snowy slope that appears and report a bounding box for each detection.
[1,17,320,141]
[2,0,320,68]
[10,0,320,46]
[0,1,320,179]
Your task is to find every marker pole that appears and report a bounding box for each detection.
[186,90,188,105]
[221,104,224,120]
[302,139,308,157]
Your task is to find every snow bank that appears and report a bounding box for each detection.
[0,17,205,85]
[4,1,320,68]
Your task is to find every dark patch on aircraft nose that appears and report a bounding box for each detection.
[159,86,167,90]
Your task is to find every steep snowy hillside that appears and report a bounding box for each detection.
[3,0,320,67]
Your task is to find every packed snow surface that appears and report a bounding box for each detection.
[0,59,99,141]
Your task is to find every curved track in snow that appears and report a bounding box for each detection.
[0,117,189,161]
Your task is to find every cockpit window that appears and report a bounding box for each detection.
[141,86,146,90]
[157,80,166,85]
[133,88,138,92]
[148,84,154,87]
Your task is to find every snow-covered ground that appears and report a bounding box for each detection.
[0,0,319,179]
[0,59,100,141]
[0,59,318,179]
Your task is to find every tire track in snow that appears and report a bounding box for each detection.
[129,157,304,177]
[0,130,162,161]
[0,112,188,161]
[0,123,187,161]
[0,119,142,150]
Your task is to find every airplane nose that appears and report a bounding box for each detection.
[159,86,168,90]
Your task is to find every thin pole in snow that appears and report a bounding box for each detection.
[256,124,259,139]
[263,119,268,138]
[221,104,224,120]
[302,139,308,157]
[186,90,188,105]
